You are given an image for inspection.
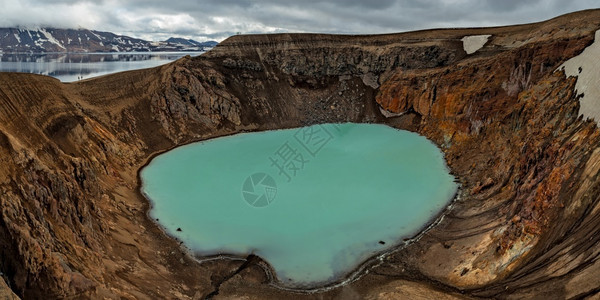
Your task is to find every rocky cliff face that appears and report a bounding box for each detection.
[0,9,599,299]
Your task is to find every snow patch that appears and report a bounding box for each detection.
[39,28,66,50]
[34,39,45,48]
[558,30,600,124]
[461,34,491,54]
[88,30,102,40]
[13,33,20,43]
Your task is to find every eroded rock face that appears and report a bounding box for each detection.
[0,9,599,299]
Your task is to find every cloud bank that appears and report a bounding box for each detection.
[0,0,597,41]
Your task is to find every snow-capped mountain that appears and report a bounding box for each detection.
[0,27,217,53]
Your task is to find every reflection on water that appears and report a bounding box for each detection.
[0,52,205,82]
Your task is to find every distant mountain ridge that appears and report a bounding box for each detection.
[164,37,218,48]
[0,27,217,53]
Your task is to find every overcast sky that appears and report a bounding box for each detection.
[0,0,598,42]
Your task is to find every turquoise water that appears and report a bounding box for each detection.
[141,123,457,288]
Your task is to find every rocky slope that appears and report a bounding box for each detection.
[0,9,599,299]
[0,27,217,53]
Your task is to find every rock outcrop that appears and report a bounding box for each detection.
[0,9,599,299]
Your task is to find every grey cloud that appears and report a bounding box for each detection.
[0,0,597,42]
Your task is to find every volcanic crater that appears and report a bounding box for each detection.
[0,9,599,299]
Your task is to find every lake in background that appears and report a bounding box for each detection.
[0,52,205,82]
[141,123,458,288]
